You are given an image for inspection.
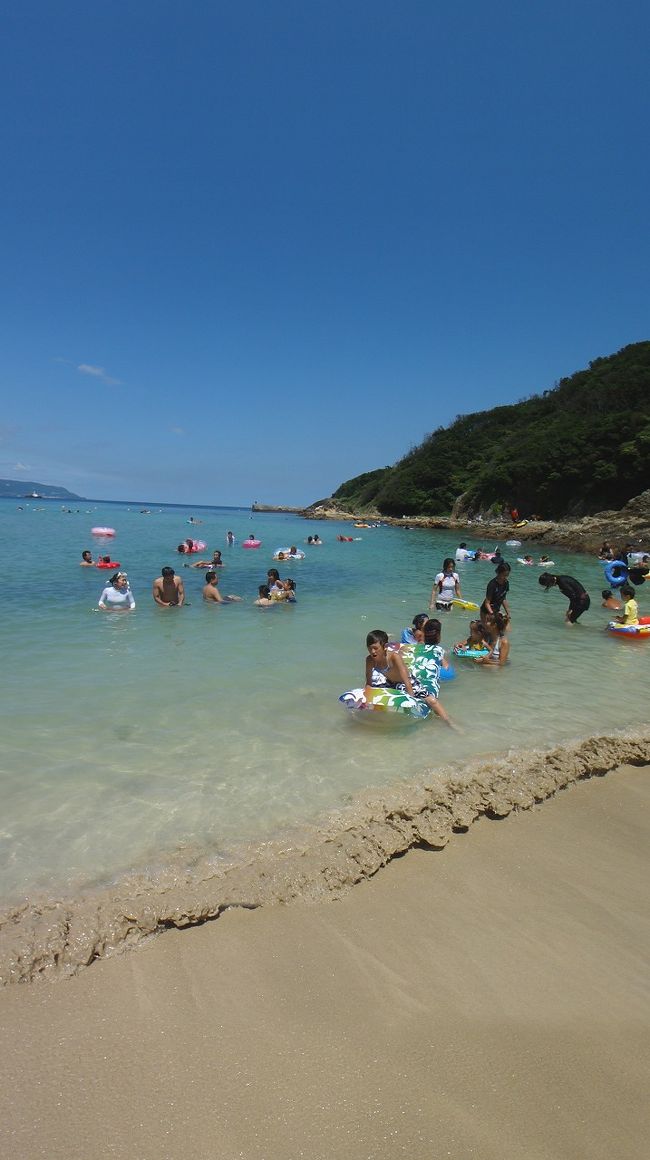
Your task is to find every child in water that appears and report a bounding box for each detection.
[365,629,453,726]
[475,611,510,666]
[365,630,413,698]
[454,619,489,652]
[616,584,639,626]
[405,620,454,725]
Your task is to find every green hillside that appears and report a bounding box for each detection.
[330,342,650,520]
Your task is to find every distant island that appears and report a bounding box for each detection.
[0,479,84,501]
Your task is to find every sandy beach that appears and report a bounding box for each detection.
[1,763,648,1160]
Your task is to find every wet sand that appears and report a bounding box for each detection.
[1,764,648,1159]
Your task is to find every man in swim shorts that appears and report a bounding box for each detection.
[152,566,185,607]
[538,572,590,623]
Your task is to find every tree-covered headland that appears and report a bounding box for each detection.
[327,342,650,520]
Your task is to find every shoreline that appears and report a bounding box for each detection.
[1,762,648,1159]
[2,726,649,986]
[289,489,650,557]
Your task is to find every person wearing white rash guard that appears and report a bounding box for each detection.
[430,558,461,612]
[98,572,136,611]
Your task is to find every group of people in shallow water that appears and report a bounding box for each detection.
[361,537,647,727]
[85,533,645,731]
[83,534,299,610]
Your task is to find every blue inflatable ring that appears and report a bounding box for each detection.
[603,559,628,588]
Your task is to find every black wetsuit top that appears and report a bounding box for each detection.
[482,576,509,612]
[556,575,586,601]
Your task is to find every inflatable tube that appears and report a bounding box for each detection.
[337,535,354,542]
[339,688,430,719]
[603,560,628,588]
[452,598,479,611]
[536,560,555,567]
[453,645,490,658]
[517,558,533,565]
[513,520,528,528]
[273,548,305,560]
[96,561,120,569]
[607,617,650,638]
[91,527,115,537]
[506,540,521,547]
[242,539,262,549]
[400,642,454,692]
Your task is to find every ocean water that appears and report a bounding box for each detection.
[1,498,648,912]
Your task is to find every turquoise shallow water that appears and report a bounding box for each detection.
[1,498,648,909]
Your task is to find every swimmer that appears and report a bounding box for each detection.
[400,613,429,644]
[267,568,287,601]
[187,549,224,569]
[226,531,235,546]
[475,611,510,666]
[403,620,454,725]
[615,584,639,626]
[254,584,273,607]
[364,629,414,700]
[430,558,461,612]
[152,566,185,607]
[601,589,621,611]
[80,550,94,566]
[202,571,242,603]
[98,572,135,611]
[454,619,489,652]
[480,563,511,625]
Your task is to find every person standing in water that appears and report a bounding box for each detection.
[538,572,590,623]
[480,563,511,626]
[98,572,135,611]
[430,558,461,612]
[152,566,185,607]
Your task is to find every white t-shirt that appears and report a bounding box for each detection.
[434,572,459,604]
[455,548,472,561]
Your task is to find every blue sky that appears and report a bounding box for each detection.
[1,1,648,505]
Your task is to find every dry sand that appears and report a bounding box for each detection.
[1,765,648,1160]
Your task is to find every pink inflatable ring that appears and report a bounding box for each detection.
[91,527,116,536]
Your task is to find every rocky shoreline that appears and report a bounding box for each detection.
[298,490,650,557]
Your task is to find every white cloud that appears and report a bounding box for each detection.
[14,461,30,472]
[77,364,122,386]
[170,426,186,436]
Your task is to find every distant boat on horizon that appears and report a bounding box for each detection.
[24,490,42,499]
